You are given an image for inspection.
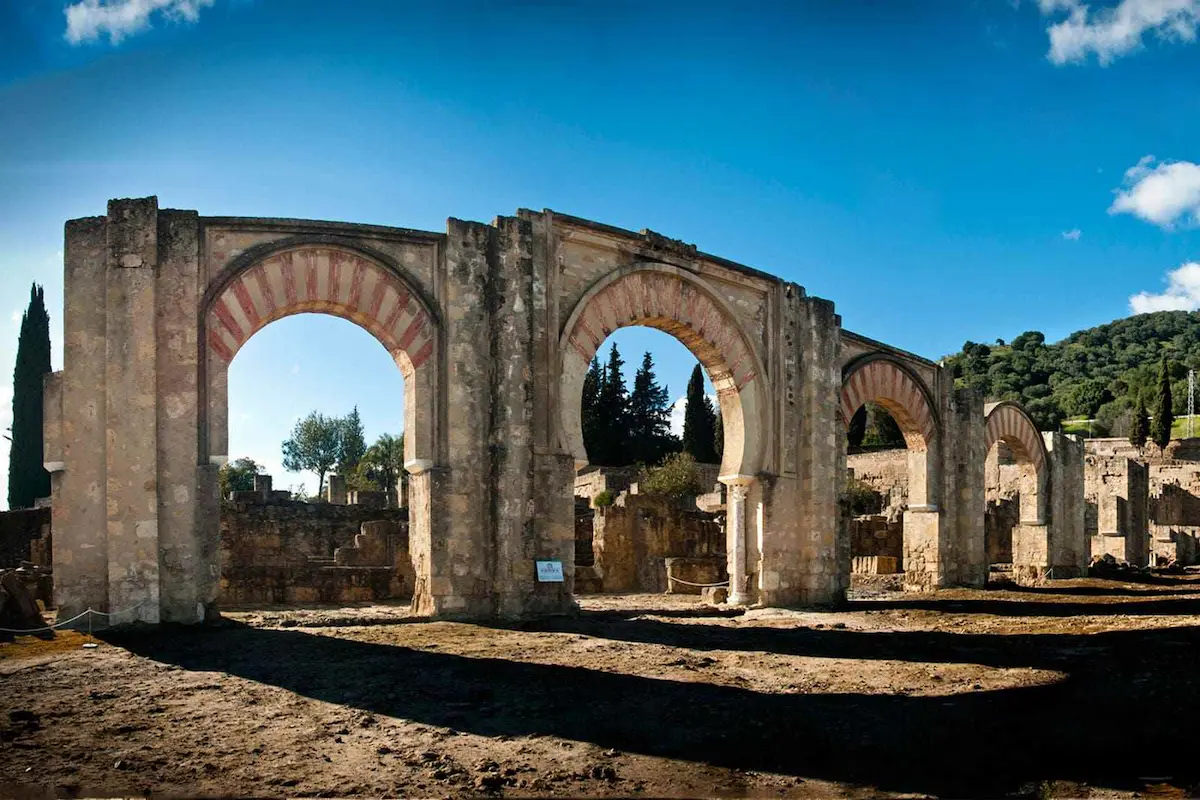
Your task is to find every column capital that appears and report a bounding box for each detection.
[718,473,756,487]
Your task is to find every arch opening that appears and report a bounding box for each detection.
[201,244,440,612]
[559,265,766,602]
[984,402,1049,573]
[841,356,940,585]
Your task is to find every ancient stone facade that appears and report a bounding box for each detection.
[46,197,1094,622]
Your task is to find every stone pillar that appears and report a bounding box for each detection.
[723,478,752,604]
[410,219,496,617]
[326,474,347,505]
[902,508,942,590]
[1046,432,1087,578]
[104,198,161,625]
[773,295,844,606]
[253,473,272,498]
[155,209,207,623]
[1012,524,1050,584]
[948,387,987,588]
[51,216,110,620]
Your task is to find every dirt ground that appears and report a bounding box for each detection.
[5,574,1200,799]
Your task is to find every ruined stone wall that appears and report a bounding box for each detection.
[219,499,408,606]
[590,494,722,593]
[848,515,903,565]
[0,508,51,569]
[1085,454,1149,566]
[846,449,909,503]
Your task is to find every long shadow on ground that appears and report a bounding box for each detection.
[105,612,1200,797]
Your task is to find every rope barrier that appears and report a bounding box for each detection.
[0,599,149,635]
[666,576,730,589]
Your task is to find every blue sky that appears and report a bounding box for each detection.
[3,0,1200,499]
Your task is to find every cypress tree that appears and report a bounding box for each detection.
[8,284,51,509]
[627,351,677,465]
[863,403,906,448]
[1130,393,1149,449]
[337,406,366,476]
[682,364,718,463]
[714,405,724,462]
[1152,356,1174,450]
[581,355,605,463]
[593,343,629,465]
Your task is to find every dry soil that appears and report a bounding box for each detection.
[4,575,1200,798]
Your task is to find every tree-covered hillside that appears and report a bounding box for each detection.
[942,310,1200,435]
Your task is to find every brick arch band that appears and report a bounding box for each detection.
[841,356,938,450]
[204,245,436,377]
[558,263,766,479]
[201,242,439,470]
[984,401,1047,474]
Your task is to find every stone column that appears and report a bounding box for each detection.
[723,478,753,604]
[104,198,161,625]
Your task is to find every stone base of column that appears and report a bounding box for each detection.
[902,508,943,592]
[1013,524,1050,586]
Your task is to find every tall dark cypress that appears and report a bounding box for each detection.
[581,356,605,463]
[1130,393,1149,449]
[593,343,629,465]
[9,284,51,509]
[1151,355,1174,450]
[627,351,677,466]
[682,364,718,464]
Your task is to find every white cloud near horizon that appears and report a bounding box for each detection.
[65,0,214,45]
[668,393,719,438]
[1110,155,1200,228]
[1036,0,1200,65]
[1062,228,1082,240]
[1130,262,1200,313]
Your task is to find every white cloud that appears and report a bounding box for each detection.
[1130,261,1200,313]
[1110,156,1200,228]
[1037,0,1200,65]
[668,394,719,438]
[65,0,214,45]
[1062,228,1082,240]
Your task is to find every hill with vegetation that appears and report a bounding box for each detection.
[941,310,1200,436]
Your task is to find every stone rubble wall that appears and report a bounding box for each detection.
[219,498,409,606]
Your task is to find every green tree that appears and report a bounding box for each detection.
[362,432,405,493]
[337,406,367,477]
[640,451,703,499]
[580,355,605,464]
[282,411,342,499]
[627,351,677,465]
[592,343,629,465]
[218,457,264,499]
[1130,394,1149,448]
[714,405,724,462]
[8,284,51,509]
[682,364,718,463]
[1152,355,1174,449]
[862,403,905,448]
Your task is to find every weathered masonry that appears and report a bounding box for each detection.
[44,197,1087,623]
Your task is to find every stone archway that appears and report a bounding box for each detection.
[201,242,438,471]
[984,401,1051,583]
[558,263,767,603]
[840,355,942,589]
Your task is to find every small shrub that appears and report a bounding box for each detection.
[640,452,703,499]
[843,477,882,516]
[593,490,615,508]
